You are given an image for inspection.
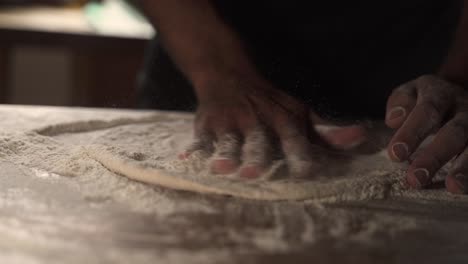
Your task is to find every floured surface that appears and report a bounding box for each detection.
[1,105,408,202]
[1,105,468,264]
[84,121,407,201]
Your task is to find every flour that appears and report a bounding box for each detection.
[77,118,408,201]
[0,130,213,216]
[5,107,468,263]
[0,117,434,202]
[42,115,410,201]
[1,110,464,203]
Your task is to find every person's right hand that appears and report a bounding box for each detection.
[179,73,366,178]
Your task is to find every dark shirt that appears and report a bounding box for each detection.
[141,1,461,120]
[213,1,461,119]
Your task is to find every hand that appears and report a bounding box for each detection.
[385,75,468,194]
[180,73,366,178]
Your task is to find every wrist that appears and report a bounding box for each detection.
[190,64,264,96]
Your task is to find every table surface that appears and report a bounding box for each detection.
[1,105,468,264]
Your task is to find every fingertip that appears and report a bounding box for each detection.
[321,125,368,149]
[239,165,263,179]
[210,158,239,174]
[389,142,409,162]
[407,168,430,189]
[385,106,407,129]
[178,152,190,160]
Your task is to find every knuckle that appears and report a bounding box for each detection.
[416,74,437,85]
[416,75,458,101]
[390,83,416,103]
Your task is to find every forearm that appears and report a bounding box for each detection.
[137,0,258,92]
[439,0,468,86]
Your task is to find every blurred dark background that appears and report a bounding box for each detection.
[0,0,154,108]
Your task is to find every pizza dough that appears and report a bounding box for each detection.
[80,116,407,201]
[87,146,405,201]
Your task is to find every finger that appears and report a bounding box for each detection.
[385,81,417,129]
[406,112,468,188]
[179,112,216,160]
[277,125,321,178]
[178,133,214,160]
[315,124,367,150]
[210,133,242,174]
[388,95,449,162]
[310,109,368,149]
[239,127,277,179]
[445,119,468,194]
[446,146,468,194]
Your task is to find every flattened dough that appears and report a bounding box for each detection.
[85,119,407,201]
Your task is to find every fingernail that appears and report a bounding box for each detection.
[455,173,468,193]
[413,168,430,188]
[387,107,406,121]
[211,158,239,174]
[392,142,409,161]
[240,165,263,179]
[178,152,189,160]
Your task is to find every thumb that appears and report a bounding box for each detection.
[316,125,367,149]
[310,111,367,149]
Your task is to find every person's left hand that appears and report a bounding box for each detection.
[385,75,468,194]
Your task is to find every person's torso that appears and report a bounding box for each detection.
[214,1,461,119]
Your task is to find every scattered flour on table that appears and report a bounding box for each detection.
[0,131,213,216]
[0,112,463,202]
[3,110,468,264]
